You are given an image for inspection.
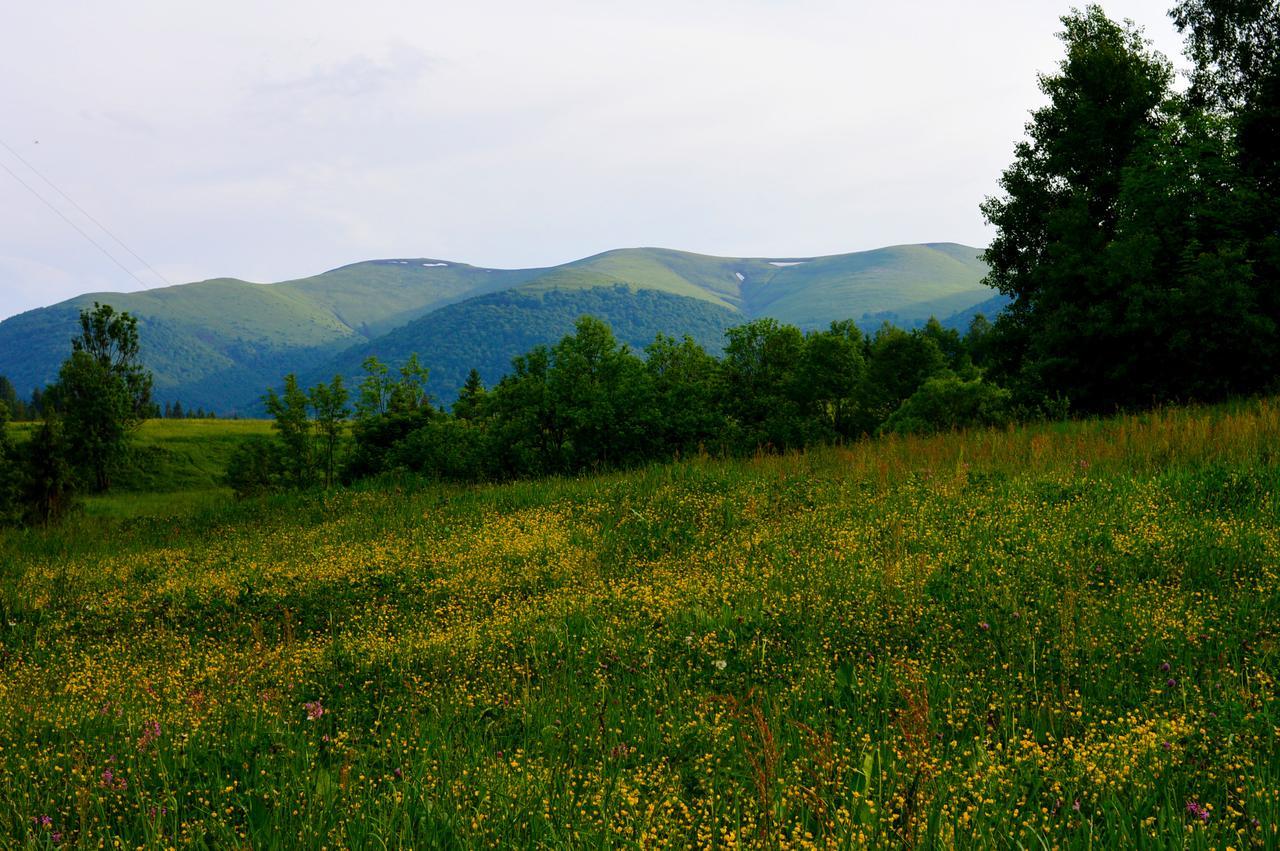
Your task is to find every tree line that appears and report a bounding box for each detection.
[227,314,1015,496]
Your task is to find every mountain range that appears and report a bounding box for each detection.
[0,243,1001,413]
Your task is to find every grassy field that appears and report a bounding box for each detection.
[1,404,1278,847]
[11,418,273,520]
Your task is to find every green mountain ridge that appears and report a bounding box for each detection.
[0,243,995,413]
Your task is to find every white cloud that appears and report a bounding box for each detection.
[0,0,1187,318]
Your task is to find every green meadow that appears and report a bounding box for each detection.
[9,418,272,520]
[1,403,1277,847]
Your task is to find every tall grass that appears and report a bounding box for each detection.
[0,401,1277,847]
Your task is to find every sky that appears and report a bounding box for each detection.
[0,0,1188,320]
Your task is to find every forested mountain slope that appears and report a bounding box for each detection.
[0,243,993,412]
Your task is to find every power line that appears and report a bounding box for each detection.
[0,136,171,288]
[0,156,158,291]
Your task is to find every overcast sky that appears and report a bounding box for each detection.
[1,0,1187,320]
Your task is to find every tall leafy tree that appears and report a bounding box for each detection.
[21,415,76,525]
[310,376,350,488]
[355,356,393,420]
[981,7,1174,411]
[797,321,867,440]
[548,317,654,471]
[489,345,559,477]
[1173,0,1280,180]
[55,303,154,491]
[856,324,947,431]
[721,318,807,451]
[1108,106,1273,400]
[264,374,314,487]
[1172,0,1280,366]
[645,334,724,456]
[346,355,436,481]
[0,376,26,422]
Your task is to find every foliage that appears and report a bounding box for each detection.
[857,324,947,431]
[322,315,1007,486]
[0,375,30,421]
[881,373,1012,435]
[18,415,77,525]
[547,317,655,471]
[222,437,285,501]
[981,7,1177,411]
[451,369,487,421]
[644,334,724,457]
[309,376,350,489]
[264,374,314,489]
[54,304,154,492]
[982,4,1280,410]
[1173,0,1280,379]
[721,319,808,451]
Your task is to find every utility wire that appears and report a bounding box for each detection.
[0,136,171,288]
[0,156,158,291]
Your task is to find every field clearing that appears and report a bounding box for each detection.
[1,403,1278,847]
[11,418,273,519]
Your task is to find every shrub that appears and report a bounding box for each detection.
[882,374,1011,435]
[223,437,284,500]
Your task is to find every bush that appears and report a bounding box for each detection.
[20,416,78,525]
[343,409,434,481]
[223,437,284,500]
[389,418,489,481]
[882,374,1011,435]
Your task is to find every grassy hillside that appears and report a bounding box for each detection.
[0,261,537,413]
[313,245,995,405]
[1,402,1276,846]
[0,244,992,414]
[737,243,992,329]
[10,418,274,519]
[512,244,993,329]
[271,259,543,337]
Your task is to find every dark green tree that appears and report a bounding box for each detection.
[857,324,947,431]
[355,356,393,420]
[310,375,350,488]
[345,355,437,481]
[0,376,26,422]
[963,315,995,369]
[55,303,154,491]
[645,334,725,455]
[390,354,432,413]
[721,318,807,451]
[489,346,559,477]
[1108,106,1274,400]
[1172,0,1280,368]
[223,437,284,500]
[981,7,1174,410]
[881,375,1012,435]
[21,415,77,525]
[1172,0,1280,191]
[797,320,867,439]
[264,374,314,487]
[453,369,489,421]
[548,317,654,471]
